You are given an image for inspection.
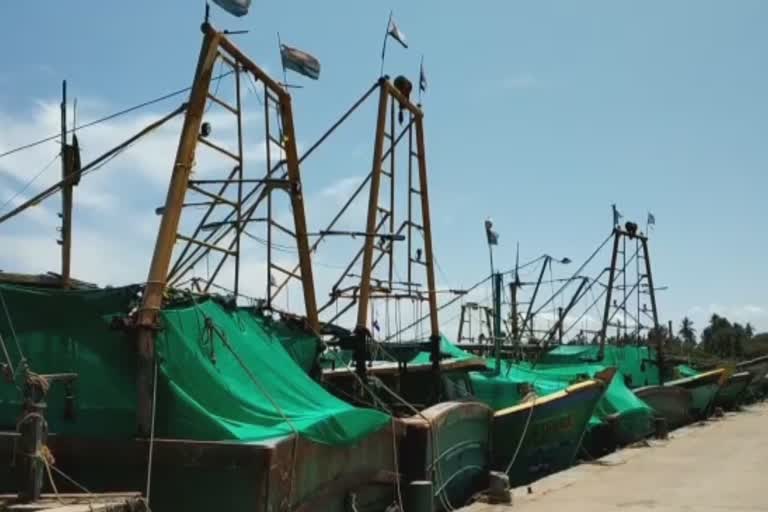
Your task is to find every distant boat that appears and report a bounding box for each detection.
[735,355,768,399]
[664,369,726,419]
[712,371,753,410]
[634,385,693,429]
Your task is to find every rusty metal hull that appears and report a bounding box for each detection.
[0,425,400,512]
[399,401,493,511]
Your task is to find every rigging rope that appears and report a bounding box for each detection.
[0,71,235,161]
[527,231,614,325]
[0,152,61,215]
[145,358,158,505]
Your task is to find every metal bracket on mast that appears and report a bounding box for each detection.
[134,23,318,435]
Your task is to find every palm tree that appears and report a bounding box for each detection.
[679,317,696,349]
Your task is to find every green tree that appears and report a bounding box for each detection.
[701,314,747,358]
[678,317,696,349]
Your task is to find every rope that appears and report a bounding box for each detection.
[49,462,93,494]
[0,151,61,214]
[0,71,235,161]
[373,380,455,511]
[145,358,158,504]
[503,390,539,475]
[187,295,299,508]
[527,232,614,328]
[0,288,26,365]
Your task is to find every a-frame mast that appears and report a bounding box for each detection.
[135,23,318,434]
[353,78,441,376]
[599,222,660,369]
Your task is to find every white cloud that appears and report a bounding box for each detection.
[0,95,303,294]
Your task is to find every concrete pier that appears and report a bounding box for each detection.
[466,402,768,512]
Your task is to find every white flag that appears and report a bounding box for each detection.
[211,0,251,17]
[388,18,408,49]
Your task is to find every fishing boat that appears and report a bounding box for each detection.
[399,401,494,510]
[664,369,726,419]
[0,23,413,512]
[490,370,612,485]
[713,371,753,410]
[634,385,693,429]
[735,355,768,399]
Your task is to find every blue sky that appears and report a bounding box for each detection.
[1,1,766,336]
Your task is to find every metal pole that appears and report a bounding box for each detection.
[135,27,220,435]
[599,229,621,361]
[234,65,244,299]
[493,273,502,373]
[557,307,564,344]
[354,80,389,377]
[521,256,549,339]
[60,80,72,287]
[641,236,662,383]
[414,110,441,371]
[509,280,519,341]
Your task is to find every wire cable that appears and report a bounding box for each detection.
[0,71,235,161]
[0,152,61,214]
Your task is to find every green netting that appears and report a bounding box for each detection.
[0,284,389,446]
[510,361,653,437]
[407,338,653,440]
[0,284,139,438]
[154,299,389,444]
[542,345,661,387]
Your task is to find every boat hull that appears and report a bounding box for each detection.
[665,369,725,419]
[634,385,693,429]
[0,425,401,512]
[491,379,605,486]
[400,401,493,511]
[736,356,768,399]
[713,371,753,410]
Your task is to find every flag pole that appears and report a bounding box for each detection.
[277,32,288,88]
[418,55,424,104]
[380,10,393,78]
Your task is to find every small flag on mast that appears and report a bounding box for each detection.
[419,58,427,93]
[485,219,499,246]
[211,0,251,17]
[387,17,408,49]
[612,204,623,227]
[280,44,321,80]
[647,212,656,226]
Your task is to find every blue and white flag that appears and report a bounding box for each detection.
[211,0,251,17]
[281,44,321,80]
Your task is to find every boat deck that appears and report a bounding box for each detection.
[0,493,145,511]
[463,401,768,512]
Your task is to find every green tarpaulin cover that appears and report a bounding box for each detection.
[541,345,662,387]
[0,284,388,445]
[407,338,653,439]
